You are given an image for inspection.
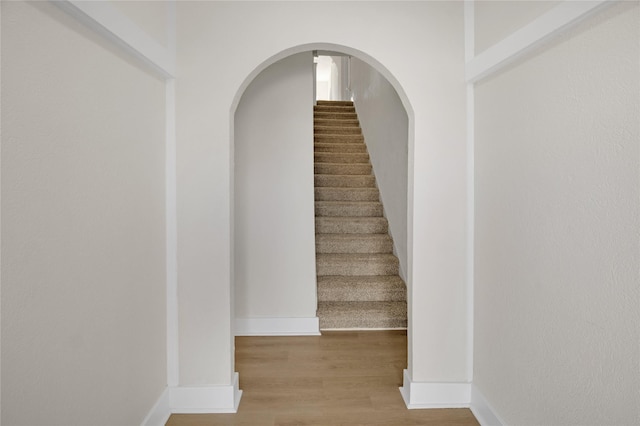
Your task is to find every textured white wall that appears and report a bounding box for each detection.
[350,57,408,280]
[474,2,640,425]
[234,52,316,320]
[474,0,561,54]
[109,0,169,47]
[1,2,167,425]
[176,0,467,385]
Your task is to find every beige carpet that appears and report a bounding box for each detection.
[314,100,407,330]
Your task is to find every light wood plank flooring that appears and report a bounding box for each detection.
[166,331,479,425]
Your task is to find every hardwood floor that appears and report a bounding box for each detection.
[166,331,479,426]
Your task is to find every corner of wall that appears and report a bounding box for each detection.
[470,384,506,426]
[141,375,244,425]
[140,388,171,426]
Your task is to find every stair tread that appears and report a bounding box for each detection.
[315,217,388,223]
[315,201,382,209]
[315,152,369,158]
[316,233,391,240]
[318,301,407,329]
[316,253,400,269]
[315,233,392,254]
[315,161,371,166]
[315,187,378,192]
[314,105,356,111]
[315,126,361,135]
[314,135,364,143]
[316,200,381,204]
[313,141,367,146]
[318,300,406,312]
[315,151,369,156]
[314,113,358,120]
[315,189,379,202]
[315,201,383,217]
[315,126,360,129]
[314,144,367,153]
[314,124,361,128]
[317,280,406,303]
[315,119,360,126]
[314,165,372,176]
[314,175,376,188]
[317,253,398,261]
[318,275,404,285]
[315,162,371,165]
[314,173,374,177]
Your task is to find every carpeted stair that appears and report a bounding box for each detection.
[314,100,407,330]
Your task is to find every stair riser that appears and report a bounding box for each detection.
[314,153,369,164]
[315,202,382,217]
[319,317,407,329]
[314,164,371,175]
[315,126,361,135]
[314,135,364,144]
[315,188,379,202]
[314,143,367,153]
[317,100,353,106]
[315,110,357,116]
[318,287,406,302]
[314,175,375,188]
[315,119,360,127]
[315,218,388,234]
[316,238,393,254]
[314,106,356,113]
[316,259,399,276]
[317,301,407,329]
[318,275,407,306]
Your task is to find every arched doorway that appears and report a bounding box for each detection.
[230,42,414,340]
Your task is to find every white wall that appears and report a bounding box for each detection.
[316,55,349,101]
[473,2,640,425]
[315,55,332,100]
[234,52,316,321]
[109,0,169,48]
[329,56,344,101]
[350,57,408,279]
[1,2,167,425]
[474,0,561,54]
[175,0,467,387]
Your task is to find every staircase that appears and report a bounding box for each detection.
[314,100,407,330]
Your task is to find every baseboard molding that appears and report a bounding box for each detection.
[470,384,505,426]
[399,369,471,409]
[235,317,320,336]
[169,372,243,414]
[141,387,171,426]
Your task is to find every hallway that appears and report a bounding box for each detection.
[166,331,479,425]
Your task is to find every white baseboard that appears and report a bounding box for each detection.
[470,384,505,426]
[235,317,320,336]
[169,372,243,414]
[399,369,471,409]
[141,387,171,426]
